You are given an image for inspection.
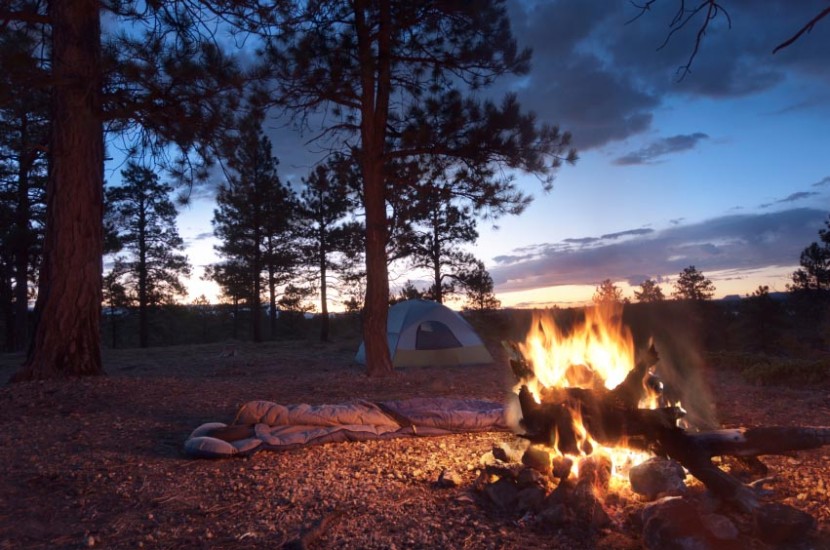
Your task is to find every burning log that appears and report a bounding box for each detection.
[517,384,685,454]
[509,341,830,513]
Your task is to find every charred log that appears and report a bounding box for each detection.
[504,341,534,381]
[607,342,660,409]
[517,387,830,512]
[517,383,685,453]
[510,341,830,511]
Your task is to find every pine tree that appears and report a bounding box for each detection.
[211,111,296,342]
[593,279,625,305]
[404,180,480,304]
[459,260,501,312]
[102,258,130,349]
[787,215,830,345]
[105,162,191,348]
[0,14,49,352]
[203,260,248,340]
[672,266,716,301]
[6,1,245,380]
[790,214,830,293]
[634,279,665,302]
[296,157,362,341]
[246,0,576,376]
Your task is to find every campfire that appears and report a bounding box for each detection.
[510,303,669,475]
[476,304,830,546]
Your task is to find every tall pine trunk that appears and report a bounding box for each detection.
[13,115,32,351]
[433,263,442,303]
[268,262,277,339]
[319,246,329,342]
[138,208,148,348]
[356,0,393,377]
[13,0,104,381]
[251,235,262,342]
[362,171,392,376]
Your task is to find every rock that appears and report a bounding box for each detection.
[753,503,817,545]
[515,486,545,513]
[516,467,546,489]
[572,480,611,528]
[700,513,738,541]
[641,496,711,550]
[437,469,462,488]
[492,442,522,463]
[485,478,519,511]
[551,456,573,480]
[492,445,511,463]
[535,503,568,528]
[542,479,571,510]
[521,447,551,475]
[577,454,612,496]
[629,457,686,500]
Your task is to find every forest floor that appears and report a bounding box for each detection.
[0,337,829,549]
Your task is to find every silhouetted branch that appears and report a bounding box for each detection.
[0,9,49,27]
[628,0,732,81]
[773,6,830,54]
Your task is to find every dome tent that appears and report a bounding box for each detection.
[355,299,494,367]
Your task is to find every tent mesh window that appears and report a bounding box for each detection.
[415,321,462,350]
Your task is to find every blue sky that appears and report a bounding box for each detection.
[151,0,830,307]
[477,0,830,307]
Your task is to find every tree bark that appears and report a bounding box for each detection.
[13,113,34,352]
[138,200,148,348]
[268,261,276,339]
[12,0,104,381]
[252,235,262,343]
[356,0,393,377]
[319,242,330,342]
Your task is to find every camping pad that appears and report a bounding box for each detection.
[184,398,510,458]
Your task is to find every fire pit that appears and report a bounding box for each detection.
[477,304,830,547]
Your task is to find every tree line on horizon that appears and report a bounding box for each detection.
[1,1,828,380]
[591,236,830,307]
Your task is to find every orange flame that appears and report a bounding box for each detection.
[518,303,635,397]
[518,303,655,480]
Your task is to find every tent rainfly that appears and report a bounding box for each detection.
[355,299,494,367]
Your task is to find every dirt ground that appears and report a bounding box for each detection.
[0,339,828,549]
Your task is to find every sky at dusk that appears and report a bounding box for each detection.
[119,1,830,309]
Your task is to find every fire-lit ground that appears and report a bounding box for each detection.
[0,339,828,549]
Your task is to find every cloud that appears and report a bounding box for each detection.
[563,237,600,245]
[498,0,828,153]
[193,232,214,241]
[490,207,827,292]
[495,227,657,262]
[614,133,709,165]
[777,191,819,203]
[813,176,830,187]
[760,190,820,208]
[600,228,655,240]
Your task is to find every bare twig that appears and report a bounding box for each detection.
[627,0,732,81]
[773,6,830,54]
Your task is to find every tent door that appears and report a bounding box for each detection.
[415,321,462,350]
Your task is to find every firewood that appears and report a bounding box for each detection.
[517,383,685,452]
[508,338,830,513]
